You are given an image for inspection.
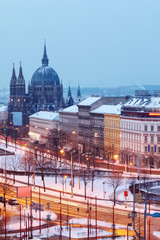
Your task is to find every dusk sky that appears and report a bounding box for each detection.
[1,0,160,89]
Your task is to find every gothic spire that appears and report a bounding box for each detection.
[17,61,25,85]
[77,85,81,97]
[42,41,49,66]
[67,85,72,97]
[10,63,17,85]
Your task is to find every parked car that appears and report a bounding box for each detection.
[0,196,7,203]
[8,198,19,205]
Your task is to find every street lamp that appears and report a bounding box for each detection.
[60,148,64,167]
[70,150,73,198]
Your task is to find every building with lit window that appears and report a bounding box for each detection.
[29,111,59,143]
[103,105,121,162]
[8,43,78,127]
[121,90,160,168]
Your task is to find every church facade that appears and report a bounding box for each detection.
[8,44,81,126]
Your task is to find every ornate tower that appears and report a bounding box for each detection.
[66,85,74,107]
[8,63,28,126]
[76,85,82,103]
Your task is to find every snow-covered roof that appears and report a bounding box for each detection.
[91,104,121,115]
[62,105,78,113]
[29,111,59,121]
[78,96,101,106]
[124,97,160,108]
[0,106,8,112]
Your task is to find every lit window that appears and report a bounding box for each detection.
[24,99,26,101]
[11,99,13,101]
[35,126,38,129]
[18,99,20,102]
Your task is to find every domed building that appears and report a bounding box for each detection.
[8,43,78,127]
[28,43,64,113]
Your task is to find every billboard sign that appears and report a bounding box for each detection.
[17,186,31,198]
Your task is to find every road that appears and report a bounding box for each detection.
[2,178,145,239]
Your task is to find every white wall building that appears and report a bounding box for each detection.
[121,94,160,168]
[29,111,59,143]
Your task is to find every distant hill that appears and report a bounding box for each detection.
[65,85,160,100]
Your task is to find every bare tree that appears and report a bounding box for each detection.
[47,129,67,162]
[35,143,47,191]
[20,151,33,186]
[0,179,14,208]
[8,155,20,184]
[108,171,122,206]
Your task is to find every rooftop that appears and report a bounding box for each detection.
[91,104,121,115]
[62,105,78,113]
[29,111,59,121]
[78,96,101,106]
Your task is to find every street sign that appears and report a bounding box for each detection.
[135,193,143,203]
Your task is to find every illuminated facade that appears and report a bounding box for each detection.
[104,107,121,162]
[121,90,160,168]
[29,111,59,143]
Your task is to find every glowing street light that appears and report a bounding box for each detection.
[60,148,64,167]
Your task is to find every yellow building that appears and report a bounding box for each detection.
[104,105,121,162]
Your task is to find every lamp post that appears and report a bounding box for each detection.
[60,148,64,167]
[127,223,132,240]
[124,153,127,208]
[71,151,73,197]
[64,175,67,191]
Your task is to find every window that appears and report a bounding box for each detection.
[151,136,154,142]
[158,147,160,153]
[144,136,147,142]
[151,146,154,152]
[151,126,154,131]
[145,125,147,131]
[158,136,160,142]
[144,146,147,152]
[158,126,160,131]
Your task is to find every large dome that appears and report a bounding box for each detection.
[31,65,60,86]
[31,43,60,87]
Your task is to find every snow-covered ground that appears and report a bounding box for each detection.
[0,140,160,239]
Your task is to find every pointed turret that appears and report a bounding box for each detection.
[66,85,74,107]
[17,62,25,85]
[67,85,72,97]
[42,41,49,66]
[10,63,17,85]
[76,85,82,104]
[77,85,81,97]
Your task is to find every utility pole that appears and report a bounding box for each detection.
[71,151,73,197]
[132,183,136,230]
